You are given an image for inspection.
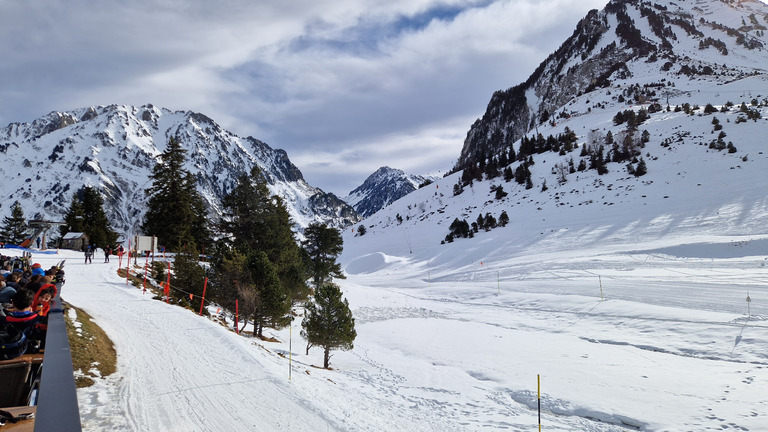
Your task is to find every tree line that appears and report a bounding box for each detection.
[144,137,355,369]
[1,136,355,369]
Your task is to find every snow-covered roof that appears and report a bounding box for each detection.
[62,232,87,240]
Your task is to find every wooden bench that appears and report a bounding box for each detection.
[0,406,37,431]
[0,353,44,407]
[0,353,44,366]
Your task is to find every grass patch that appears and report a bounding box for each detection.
[65,302,117,388]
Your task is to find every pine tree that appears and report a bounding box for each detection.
[301,282,356,369]
[634,157,648,177]
[499,210,510,227]
[142,137,211,251]
[302,223,345,291]
[209,248,249,314]
[171,243,207,299]
[1,201,27,244]
[61,195,85,236]
[218,166,308,301]
[62,186,118,248]
[246,250,290,337]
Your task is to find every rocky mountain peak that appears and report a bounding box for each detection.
[345,166,436,218]
[0,104,360,237]
[454,0,768,173]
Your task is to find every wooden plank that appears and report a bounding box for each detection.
[0,406,37,431]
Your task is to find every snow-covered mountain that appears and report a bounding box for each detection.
[22,1,768,431]
[456,0,768,173]
[348,0,768,249]
[344,166,438,218]
[0,104,360,236]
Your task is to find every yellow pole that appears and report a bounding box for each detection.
[599,275,603,301]
[538,374,541,431]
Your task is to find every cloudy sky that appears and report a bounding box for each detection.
[0,0,611,195]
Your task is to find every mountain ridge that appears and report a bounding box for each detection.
[455,0,768,174]
[0,104,360,237]
[344,166,438,218]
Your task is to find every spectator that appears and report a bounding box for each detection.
[0,274,15,304]
[1,289,43,340]
[32,283,57,331]
[5,272,22,290]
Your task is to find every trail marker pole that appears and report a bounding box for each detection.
[289,319,293,381]
[126,239,131,285]
[142,257,148,295]
[165,261,171,303]
[497,271,500,294]
[235,299,240,334]
[538,374,542,431]
[746,292,751,317]
[199,277,208,316]
[599,275,603,301]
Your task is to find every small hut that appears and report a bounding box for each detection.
[61,232,89,251]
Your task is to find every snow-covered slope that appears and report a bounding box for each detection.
[30,76,768,429]
[344,166,437,218]
[457,0,768,173]
[0,104,360,235]
[13,1,767,431]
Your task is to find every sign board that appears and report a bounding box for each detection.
[133,235,158,253]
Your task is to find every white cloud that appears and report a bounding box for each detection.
[0,0,609,194]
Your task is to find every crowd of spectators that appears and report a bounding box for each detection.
[1,254,65,360]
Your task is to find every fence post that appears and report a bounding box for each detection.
[538,374,541,431]
[199,277,208,316]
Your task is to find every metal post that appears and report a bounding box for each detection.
[538,374,541,431]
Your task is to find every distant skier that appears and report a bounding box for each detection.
[84,245,93,264]
[104,246,112,263]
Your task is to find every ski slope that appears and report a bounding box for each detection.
[20,220,767,432]
[14,71,768,431]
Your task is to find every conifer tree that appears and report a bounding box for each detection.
[61,186,118,248]
[217,166,308,301]
[246,250,289,336]
[171,242,207,299]
[634,157,648,177]
[61,195,85,235]
[301,282,356,369]
[1,201,27,244]
[142,137,211,251]
[302,223,345,291]
[499,210,510,227]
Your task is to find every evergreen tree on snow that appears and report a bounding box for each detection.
[142,137,211,252]
[217,166,307,301]
[171,243,207,299]
[302,223,345,291]
[301,282,356,369]
[0,201,27,244]
[62,186,118,248]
